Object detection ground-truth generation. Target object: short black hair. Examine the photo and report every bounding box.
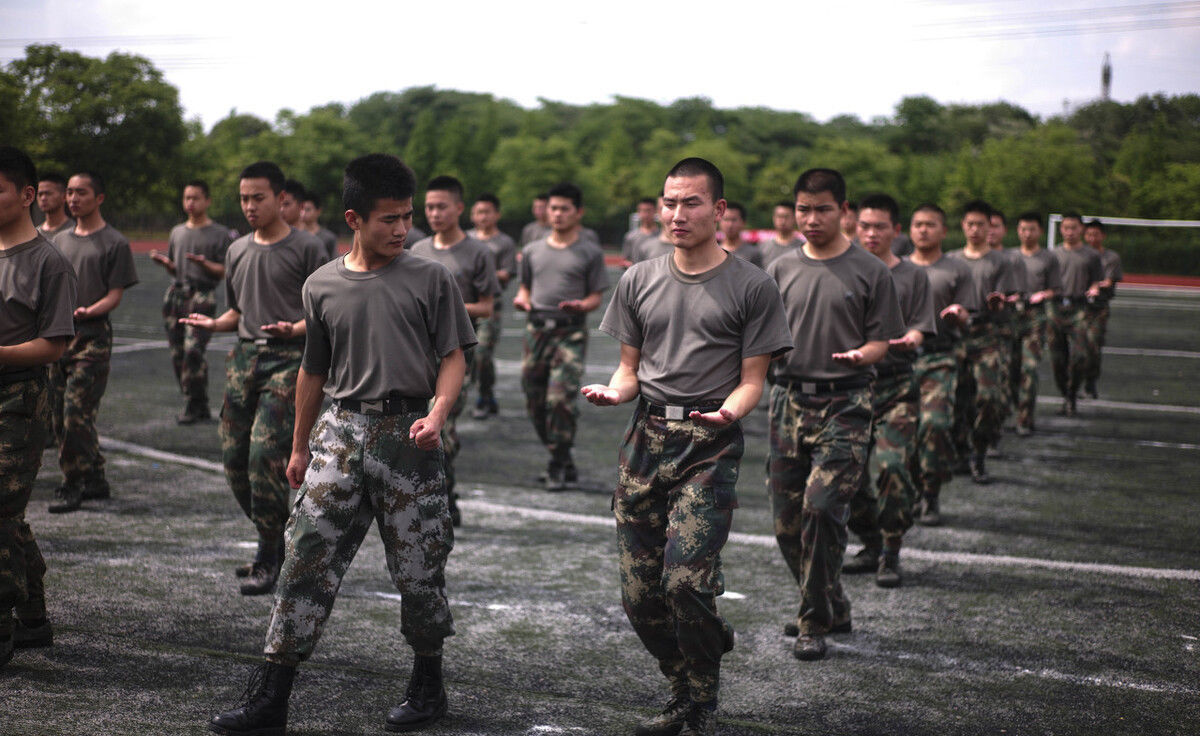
[725,201,747,220]
[991,209,1006,226]
[302,191,321,206]
[962,199,993,219]
[0,145,37,192]
[282,178,307,202]
[774,200,794,211]
[637,197,657,208]
[1084,218,1104,232]
[859,193,900,227]
[1017,211,1042,225]
[426,175,464,203]
[73,170,105,196]
[185,179,211,198]
[845,199,860,214]
[665,157,725,203]
[343,153,416,220]
[912,202,947,225]
[38,172,67,190]
[474,192,500,210]
[534,192,549,202]
[240,161,285,194]
[548,182,583,209]
[793,168,847,205]
[1061,211,1084,225]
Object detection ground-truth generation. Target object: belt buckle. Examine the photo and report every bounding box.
[254,338,269,346]
[801,381,817,394]
[664,405,685,421]
[360,399,383,415]
[544,318,558,329]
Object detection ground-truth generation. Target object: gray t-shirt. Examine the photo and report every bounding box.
[168,222,232,291]
[621,228,659,262]
[52,225,139,311]
[0,235,77,373]
[1098,249,1122,301]
[1018,248,1062,294]
[632,236,675,264]
[470,229,518,281]
[760,236,803,268]
[520,221,550,247]
[891,233,914,257]
[404,225,428,248]
[767,245,905,380]
[520,237,609,318]
[1054,245,1103,298]
[315,228,339,262]
[881,259,937,369]
[225,228,327,339]
[301,253,477,401]
[724,242,764,268]
[906,253,978,342]
[600,253,792,405]
[38,218,75,237]
[410,236,501,303]
[946,249,1017,316]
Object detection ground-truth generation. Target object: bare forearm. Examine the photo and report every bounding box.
[606,363,641,404]
[429,349,467,424]
[721,354,770,420]
[212,309,241,332]
[465,296,494,319]
[0,337,67,367]
[291,368,328,449]
[80,288,124,319]
[856,340,890,366]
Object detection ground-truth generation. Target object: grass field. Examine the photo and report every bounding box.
[3,255,1199,736]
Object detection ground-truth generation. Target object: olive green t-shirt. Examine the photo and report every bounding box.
[315,228,339,262]
[760,236,803,268]
[51,225,139,312]
[1054,245,1104,298]
[946,248,1018,316]
[906,253,978,342]
[880,259,937,369]
[410,236,501,303]
[168,222,232,291]
[632,235,674,264]
[519,237,609,319]
[1098,249,1122,301]
[224,228,327,339]
[0,235,77,374]
[1017,248,1062,294]
[38,218,75,237]
[725,242,764,268]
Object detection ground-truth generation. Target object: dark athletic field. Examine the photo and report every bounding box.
[4,254,1198,735]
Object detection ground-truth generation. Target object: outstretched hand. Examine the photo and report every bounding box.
[179,312,215,329]
[581,384,622,406]
[689,407,737,427]
[831,349,865,366]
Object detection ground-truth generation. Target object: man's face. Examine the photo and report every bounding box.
[66,175,102,219]
[988,214,1007,248]
[841,209,859,238]
[910,210,947,251]
[720,208,744,243]
[662,174,724,251]
[962,211,989,246]
[301,201,320,228]
[636,202,656,228]
[0,173,35,229]
[772,205,794,234]
[278,192,303,226]
[182,186,209,218]
[1017,220,1041,248]
[239,177,280,231]
[1060,218,1083,245]
[857,207,899,259]
[794,191,845,249]
[471,201,499,231]
[1084,226,1105,249]
[532,198,547,222]
[424,190,464,234]
[547,196,582,233]
[353,197,413,261]
[37,180,65,217]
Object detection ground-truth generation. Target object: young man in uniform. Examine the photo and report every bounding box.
[766,169,904,661]
[631,229,676,264]
[902,204,975,526]
[0,146,77,669]
[986,209,1027,434]
[278,179,307,230]
[843,194,936,588]
[513,182,608,490]
[519,192,551,247]
[1049,213,1103,417]
[300,193,340,261]
[1011,213,1060,435]
[468,192,517,419]
[48,171,139,513]
[150,180,232,424]
[410,177,499,525]
[1083,219,1121,399]
[36,173,74,237]
[719,201,763,267]
[946,200,1015,484]
[586,157,791,736]
[759,200,803,268]
[209,153,474,736]
[180,162,326,596]
[620,197,660,264]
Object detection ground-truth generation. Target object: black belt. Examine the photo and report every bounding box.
[0,368,44,386]
[921,338,956,354]
[640,397,722,420]
[239,337,305,347]
[529,314,585,329]
[778,375,871,395]
[335,396,426,415]
[1059,296,1094,308]
[874,364,914,379]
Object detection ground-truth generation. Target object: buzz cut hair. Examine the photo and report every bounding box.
[343,153,416,220]
[0,145,37,192]
[73,170,106,196]
[991,209,1006,226]
[846,199,860,214]
[637,197,657,208]
[185,179,211,198]
[775,200,794,211]
[962,199,993,219]
[474,192,500,210]
[725,201,747,220]
[859,193,900,227]
[39,172,67,190]
[1017,211,1042,225]
[548,182,583,209]
[426,175,464,203]
[283,178,307,202]
[1061,211,1084,225]
[239,161,286,194]
[665,157,724,203]
[912,202,947,225]
[1084,218,1105,232]
[534,192,549,202]
[793,168,847,205]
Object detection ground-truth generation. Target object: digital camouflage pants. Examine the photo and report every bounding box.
[50,319,112,486]
[953,324,1007,455]
[1010,306,1050,429]
[0,374,50,638]
[1050,304,1093,398]
[472,310,501,400]
[162,284,216,410]
[848,372,919,553]
[912,349,957,491]
[522,323,586,458]
[767,384,872,636]
[264,406,454,664]
[1084,304,1110,384]
[220,341,301,544]
[614,403,740,704]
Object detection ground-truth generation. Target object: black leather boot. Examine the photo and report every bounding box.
[969,452,991,484]
[240,536,283,596]
[209,661,296,735]
[386,654,447,732]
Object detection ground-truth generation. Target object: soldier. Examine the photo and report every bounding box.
[904,204,974,526]
[841,199,859,243]
[719,201,763,267]
[149,180,232,424]
[277,178,306,230]
[519,192,551,246]
[843,194,936,588]
[620,197,661,265]
[987,209,1027,441]
[631,229,675,264]
[946,200,1016,484]
[180,161,326,596]
[1049,213,1103,417]
[0,146,77,670]
[586,157,791,736]
[1083,219,1121,399]
[300,193,340,261]
[1011,213,1061,435]
[48,171,139,513]
[36,172,74,237]
[410,177,499,526]
[467,192,517,420]
[209,153,474,736]
[513,182,608,490]
[766,168,904,661]
[759,200,803,268]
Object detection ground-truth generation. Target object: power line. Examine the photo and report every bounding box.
[0,34,215,48]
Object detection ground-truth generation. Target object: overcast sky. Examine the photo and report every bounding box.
[3,0,1198,130]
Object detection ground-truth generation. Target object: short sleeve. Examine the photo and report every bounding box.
[864,266,906,342]
[1045,255,1063,292]
[107,236,139,290]
[585,248,609,293]
[598,270,643,349]
[37,256,78,340]
[225,251,241,313]
[472,250,500,301]
[431,271,477,358]
[907,267,938,337]
[740,276,793,359]
[300,282,332,376]
[520,246,534,290]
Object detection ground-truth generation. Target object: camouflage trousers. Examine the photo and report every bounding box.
[437,346,475,497]
[0,374,50,637]
[471,310,501,400]
[1010,307,1049,430]
[848,371,919,553]
[50,319,112,486]
[994,320,1016,413]
[162,284,216,410]
[1084,304,1110,383]
[913,349,958,491]
[767,384,872,636]
[220,341,301,543]
[1049,304,1093,398]
[264,406,454,664]
[521,323,586,458]
[953,324,1007,455]
[614,402,741,704]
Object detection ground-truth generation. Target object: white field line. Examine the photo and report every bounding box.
[1103,347,1200,359]
[1036,395,1200,415]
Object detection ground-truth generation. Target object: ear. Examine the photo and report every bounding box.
[345,209,363,232]
[714,198,728,219]
[95,192,105,207]
[21,185,36,209]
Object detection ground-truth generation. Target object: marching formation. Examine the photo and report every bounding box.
[0,144,1123,735]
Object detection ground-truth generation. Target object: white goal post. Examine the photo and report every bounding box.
[1046,214,1200,249]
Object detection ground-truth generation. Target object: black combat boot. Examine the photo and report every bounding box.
[969,453,991,484]
[240,536,283,596]
[81,475,110,500]
[876,552,902,588]
[636,690,692,736]
[842,545,881,574]
[917,490,941,527]
[678,702,717,736]
[48,483,82,513]
[386,654,447,732]
[209,661,296,736]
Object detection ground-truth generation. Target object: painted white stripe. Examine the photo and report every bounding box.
[1103,346,1200,359]
[99,436,225,473]
[1036,396,1200,415]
